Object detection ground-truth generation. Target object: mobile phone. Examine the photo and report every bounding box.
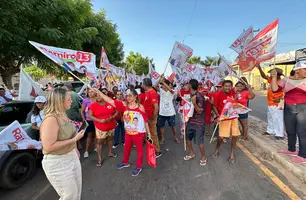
[79,121,89,132]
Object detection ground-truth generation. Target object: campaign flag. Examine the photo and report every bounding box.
[238,19,279,72]
[18,68,44,101]
[230,26,254,54]
[149,61,160,85]
[0,121,42,151]
[100,47,110,69]
[169,41,193,81]
[168,73,176,82]
[216,55,239,79]
[219,97,251,121]
[29,41,97,75]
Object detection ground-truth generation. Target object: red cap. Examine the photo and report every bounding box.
[217,81,223,87]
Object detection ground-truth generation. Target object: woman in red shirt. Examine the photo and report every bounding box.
[89,90,118,167]
[93,88,150,176]
[235,79,255,140]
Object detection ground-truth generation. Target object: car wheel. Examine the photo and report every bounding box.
[0,152,36,189]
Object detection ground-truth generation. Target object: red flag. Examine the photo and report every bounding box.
[168,73,176,82]
[219,97,251,121]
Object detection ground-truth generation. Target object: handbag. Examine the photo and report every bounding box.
[146,134,156,168]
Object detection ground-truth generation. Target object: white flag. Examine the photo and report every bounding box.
[0,121,42,151]
[18,68,44,101]
[149,61,160,85]
[230,26,254,54]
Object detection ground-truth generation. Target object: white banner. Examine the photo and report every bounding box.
[230,26,254,54]
[18,68,45,101]
[29,41,97,75]
[0,121,42,151]
[169,41,193,81]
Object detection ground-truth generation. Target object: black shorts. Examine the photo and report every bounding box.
[186,122,204,144]
[85,120,95,135]
[157,115,176,127]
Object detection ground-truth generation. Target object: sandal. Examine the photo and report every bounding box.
[184,154,195,161]
[160,140,165,144]
[96,161,102,167]
[228,157,236,164]
[174,137,180,144]
[200,159,207,166]
[108,152,117,158]
[212,152,219,159]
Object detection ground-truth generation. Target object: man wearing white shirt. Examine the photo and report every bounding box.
[154,75,179,144]
[0,87,13,104]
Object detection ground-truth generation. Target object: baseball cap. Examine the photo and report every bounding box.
[293,61,306,71]
[216,81,223,87]
[34,96,46,103]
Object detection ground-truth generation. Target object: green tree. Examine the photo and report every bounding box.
[125,51,154,75]
[82,10,124,67]
[202,56,221,66]
[0,0,124,88]
[24,65,46,81]
[187,56,201,65]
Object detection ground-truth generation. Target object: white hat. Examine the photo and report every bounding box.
[293,61,306,71]
[34,96,46,103]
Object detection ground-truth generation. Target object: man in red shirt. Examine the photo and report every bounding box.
[142,78,162,158]
[212,80,239,163]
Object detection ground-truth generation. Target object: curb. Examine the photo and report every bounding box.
[248,116,306,184]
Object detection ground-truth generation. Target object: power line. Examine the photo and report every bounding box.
[183,0,198,42]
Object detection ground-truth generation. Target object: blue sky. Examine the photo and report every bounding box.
[93,0,306,74]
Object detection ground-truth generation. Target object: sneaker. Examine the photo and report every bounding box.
[132,168,142,176]
[112,144,119,149]
[279,150,298,156]
[290,156,306,164]
[84,151,89,158]
[156,152,162,158]
[116,162,130,169]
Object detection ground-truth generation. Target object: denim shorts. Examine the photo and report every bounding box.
[157,115,176,128]
[186,122,204,144]
[238,113,248,119]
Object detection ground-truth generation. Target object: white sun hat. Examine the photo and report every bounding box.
[293,60,306,71]
[34,96,46,103]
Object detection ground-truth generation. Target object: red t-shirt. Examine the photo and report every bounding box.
[143,89,159,119]
[138,93,146,105]
[236,90,250,107]
[108,91,115,100]
[114,100,148,135]
[214,89,235,114]
[89,102,117,131]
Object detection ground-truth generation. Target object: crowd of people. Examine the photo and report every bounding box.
[2,61,306,200]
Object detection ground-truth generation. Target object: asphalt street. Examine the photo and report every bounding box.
[249,92,268,122]
[0,94,301,200]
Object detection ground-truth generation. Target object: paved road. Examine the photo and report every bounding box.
[1,126,296,200]
[249,92,267,122]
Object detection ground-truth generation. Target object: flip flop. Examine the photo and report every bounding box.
[108,152,117,158]
[184,154,195,161]
[228,157,236,164]
[174,137,180,144]
[212,152,219,159]
[200,159,207,166]
[96,161,102,167]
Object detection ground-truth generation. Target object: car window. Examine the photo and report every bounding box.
[0,102,34,126]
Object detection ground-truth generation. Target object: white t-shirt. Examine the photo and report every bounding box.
[0,93,13,104]
[31,110,45,127]
[159,88,176,116]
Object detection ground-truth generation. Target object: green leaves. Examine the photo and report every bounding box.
[125,51,154,75]
[0,0,124,87]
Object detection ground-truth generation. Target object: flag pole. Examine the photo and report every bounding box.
[210,123,219,144]
[163,42,177,74]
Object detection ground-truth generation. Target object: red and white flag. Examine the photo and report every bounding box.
[18,68,44,101]
[238,19,279,72]
[100,47,110,69]
[149,61,160,85]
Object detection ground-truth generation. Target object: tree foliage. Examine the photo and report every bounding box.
[187,56,221,67]
[125,51,154,75]
[24,65,46,81]
[0,0,124,88]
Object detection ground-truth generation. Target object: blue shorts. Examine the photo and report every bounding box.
[186,122,204,144]
[238,113,248,119]
[157,115,176,128]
